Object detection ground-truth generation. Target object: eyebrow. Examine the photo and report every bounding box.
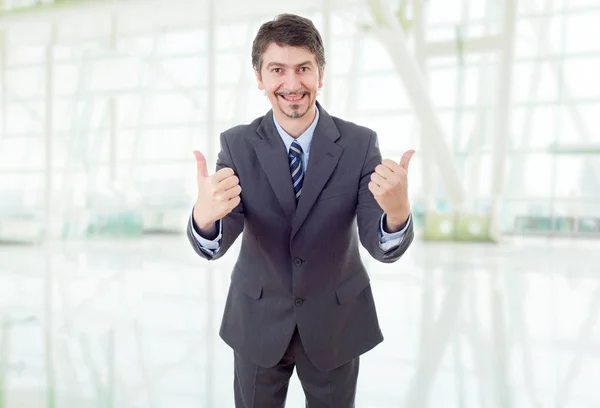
[266,61,314,69]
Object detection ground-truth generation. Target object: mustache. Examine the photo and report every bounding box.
[274,89,310,96]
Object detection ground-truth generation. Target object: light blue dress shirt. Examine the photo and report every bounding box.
[190,107,411,254]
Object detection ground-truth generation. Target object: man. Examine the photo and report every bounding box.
[187,13,414,408]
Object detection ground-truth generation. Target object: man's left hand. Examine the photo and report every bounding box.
[368,150,415,232]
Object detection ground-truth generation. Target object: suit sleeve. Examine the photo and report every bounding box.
[187,132,244,261]
[356,131,414,263]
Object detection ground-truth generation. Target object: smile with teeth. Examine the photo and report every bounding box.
[279,94,305,102]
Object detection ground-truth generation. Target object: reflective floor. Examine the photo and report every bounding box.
[1,235,599,407]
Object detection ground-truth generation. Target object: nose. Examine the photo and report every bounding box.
[282,71,301,91]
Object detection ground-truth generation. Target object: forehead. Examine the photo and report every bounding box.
[261,43,317,66]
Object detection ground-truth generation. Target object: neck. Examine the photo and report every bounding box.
[274,105,317,138]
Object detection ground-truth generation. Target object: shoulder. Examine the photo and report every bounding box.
[331,115,375,138]
[329,115,377,148]
[221,115,263,141]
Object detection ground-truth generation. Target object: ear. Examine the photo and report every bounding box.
[254,68,265,91]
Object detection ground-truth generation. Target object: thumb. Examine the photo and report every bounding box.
[399,149,415,171]
[193,150,209,178]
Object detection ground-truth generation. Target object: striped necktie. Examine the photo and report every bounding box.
[289,140,304,203]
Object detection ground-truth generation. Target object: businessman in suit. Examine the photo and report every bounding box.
[187,13,414,408]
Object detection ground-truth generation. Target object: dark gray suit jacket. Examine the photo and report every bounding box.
[187,102,413,372]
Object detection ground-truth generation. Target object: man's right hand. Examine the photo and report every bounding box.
[192,150,241,235]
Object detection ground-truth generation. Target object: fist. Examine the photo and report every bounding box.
[192,150,241,230]
[368,150,415,229]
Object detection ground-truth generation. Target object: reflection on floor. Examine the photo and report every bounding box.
[1,235,599,407]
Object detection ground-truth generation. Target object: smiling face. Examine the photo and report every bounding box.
[255,43,324,122]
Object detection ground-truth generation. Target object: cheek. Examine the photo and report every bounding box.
[307,78,321,91]
[266,82,282,92]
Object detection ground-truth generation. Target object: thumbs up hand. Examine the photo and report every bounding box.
[368,150,415,232]
[192,150,242,232]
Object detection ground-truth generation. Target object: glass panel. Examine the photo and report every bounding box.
[565,11,600,53]
[216,52,245,85]
[356,74,409,112]
[360,37,395,73]
[568,104,600,141]
[516,17,564,58]
[153,56,207,88]
[5,102,44,134]
[511,105,560,149]
[142,93,204,125]
[159,29,207,55]
[563,57,600,98]
[90,57,142,91]
[5,45,45,66]
[6,66,44,98]
[425,0,464,25]
[429,67,457,108]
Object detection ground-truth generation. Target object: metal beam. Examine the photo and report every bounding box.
[423,35,504,57]
[506,0,555,201]
[368,0,466,206]
[520,0,600,184]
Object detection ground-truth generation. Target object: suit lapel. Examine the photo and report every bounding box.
[252,111,296,222]
[291,104,342,240]
[251,104,344,234]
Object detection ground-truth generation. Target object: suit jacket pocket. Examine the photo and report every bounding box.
[231,269,263,300]
[335,272,370,304]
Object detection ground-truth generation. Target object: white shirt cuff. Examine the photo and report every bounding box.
[189,215,222,255]
[378,213,411,251]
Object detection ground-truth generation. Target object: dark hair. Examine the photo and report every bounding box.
[252,14,326,76]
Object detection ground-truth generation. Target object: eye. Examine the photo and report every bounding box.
[272,68,282,73]
[299,66,310,72]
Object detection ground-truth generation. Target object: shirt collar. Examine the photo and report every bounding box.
[272,106,319,155]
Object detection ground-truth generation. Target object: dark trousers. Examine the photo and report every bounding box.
[233,328,359,408]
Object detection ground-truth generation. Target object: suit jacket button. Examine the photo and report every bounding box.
[294,258,303,267]
[294,298,304,306]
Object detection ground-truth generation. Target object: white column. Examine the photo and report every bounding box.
[0,318,9,408]
[44,24,58,408]
[412,0,436,213]
[205,3,217,408]
[44,25,56,240]
[343,24,363,119]
[0,27,6,142]
[321,0,332,107]
[109,14,117,183]
[489,0,517,239]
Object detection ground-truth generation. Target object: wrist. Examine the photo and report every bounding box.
[386,212,410,232]
[193,207,214,231]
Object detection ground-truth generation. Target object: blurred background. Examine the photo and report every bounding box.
[0,0,599,407]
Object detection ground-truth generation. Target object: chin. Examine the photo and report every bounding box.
[279,100,315,120]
